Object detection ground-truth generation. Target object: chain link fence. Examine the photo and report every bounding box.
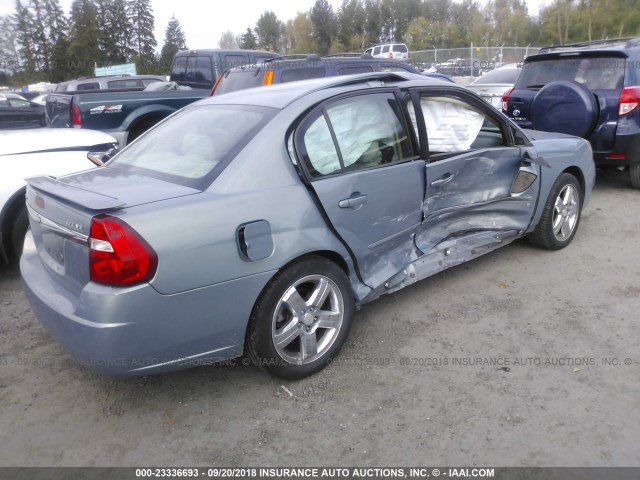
[409,46,541,72]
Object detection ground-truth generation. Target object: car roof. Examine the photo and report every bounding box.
[203,71,451,110]
[0,93,26,99]
[227,55,417,71]
[536,37,640,55]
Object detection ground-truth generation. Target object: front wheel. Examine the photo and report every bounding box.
[246,256,354,380]
[528,173,582,250]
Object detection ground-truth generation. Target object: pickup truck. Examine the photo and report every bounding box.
[46,88,209,147]
[46,49,277,147]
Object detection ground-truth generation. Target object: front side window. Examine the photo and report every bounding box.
[408,95,506,154]
[300,93,413,177]
[8,98,31,108]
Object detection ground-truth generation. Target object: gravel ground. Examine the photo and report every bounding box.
[0,169,639,468]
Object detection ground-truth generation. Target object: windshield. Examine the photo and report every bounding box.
[109,104,277,189]
[516,55,626,90]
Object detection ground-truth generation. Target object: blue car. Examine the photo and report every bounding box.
[21,72,595,379]
[502,38,640,188]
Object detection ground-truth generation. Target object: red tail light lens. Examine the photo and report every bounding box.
[71,104,83,128]
[502,87,515,113]
[89,215,157,286]
[619,86,640,116]
[389,52,393,59]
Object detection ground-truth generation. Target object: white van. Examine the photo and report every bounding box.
[364,43,410,61]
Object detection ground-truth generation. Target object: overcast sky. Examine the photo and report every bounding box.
[1,0,549,51]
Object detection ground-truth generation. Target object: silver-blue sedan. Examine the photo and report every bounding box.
[21,72,595,379]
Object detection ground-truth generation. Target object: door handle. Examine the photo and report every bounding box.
[338,194,368,209]
[430,173,454,187]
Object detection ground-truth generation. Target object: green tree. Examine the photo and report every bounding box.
[337,0,366,50]
[159,16,187,74]
[364,0,382,46]
[239,27,258,49]
[289,13,317,54]
[68,0,100,77]
[255,11,283,52]
[311,0,336,55]
[127,0,156,57]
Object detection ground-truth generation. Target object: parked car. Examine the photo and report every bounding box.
[46,50,279,147]
[1,128,117,262]
[364,43,410,61]
[29,93,49,106]
[502,38,640,187]
[54,75,165,92]
[436,58,483,77]
[22,72,594,380]
[170,49,279,90]
[0,93,45,129]
[211,53,450,96]
[467,63,522,109]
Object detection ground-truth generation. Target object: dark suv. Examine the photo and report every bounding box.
[502,38,640,187]
[211,54,450,96]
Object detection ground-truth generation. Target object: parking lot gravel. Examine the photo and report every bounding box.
[0,169,638,467]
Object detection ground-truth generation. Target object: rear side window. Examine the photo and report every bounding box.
[171,56,187,81]
[8,98,31,107]
[223,55,247,70]
[109,104,277,189]
[280,67,326,83]
[381,45,390,53]
[517,56,625,90]
[213,70,264,96]
[338,66,374,75]
[393,45,408,53]
[299,93,413,177]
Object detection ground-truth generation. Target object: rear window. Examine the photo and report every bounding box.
[280,67,326,83]
[517,56,625,90]
[473,67,520,85]
[393,44,408,53]
[107,79,143,88]
[223,55,248,70]
[171,57,187,81]
[76,82,100,91]
[213,70,264,96]
[108,104,276,189]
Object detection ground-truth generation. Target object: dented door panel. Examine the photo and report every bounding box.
[416,147,540,253]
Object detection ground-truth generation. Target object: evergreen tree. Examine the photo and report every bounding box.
[13,0,37,73]
[111,0,135,62]
[311,0,336,55]
[127,0,157,71]
[239,27,258,49]
[255,11,283,52]
[160,16,187,74]
[0,15,21,74]
[68,0,100,77]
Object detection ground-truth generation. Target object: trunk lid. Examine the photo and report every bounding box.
[25,167,199,294]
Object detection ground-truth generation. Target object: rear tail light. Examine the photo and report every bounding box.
[71,104,83,128]
[209,74,224,96]
[262,70,274,86]
[89,215,157,286]
[502,87,515,113]
[389,52,393,59]
[619,86,640,116]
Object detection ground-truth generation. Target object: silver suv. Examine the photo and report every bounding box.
[365,43,409,61]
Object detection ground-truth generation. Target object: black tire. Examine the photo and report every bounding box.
[528,173,582,250]
[246,256,354,380]
[9,207,29,262]
[630,164,640,189]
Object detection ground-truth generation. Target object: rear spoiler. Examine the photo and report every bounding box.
[26,176,126,211]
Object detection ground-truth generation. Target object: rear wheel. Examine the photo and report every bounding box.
[528,173,582,250]
[630,164,640,189]
[246,256,354,380]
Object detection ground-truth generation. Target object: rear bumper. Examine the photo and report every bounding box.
[21,250,275,377]
[594,131,640,166]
